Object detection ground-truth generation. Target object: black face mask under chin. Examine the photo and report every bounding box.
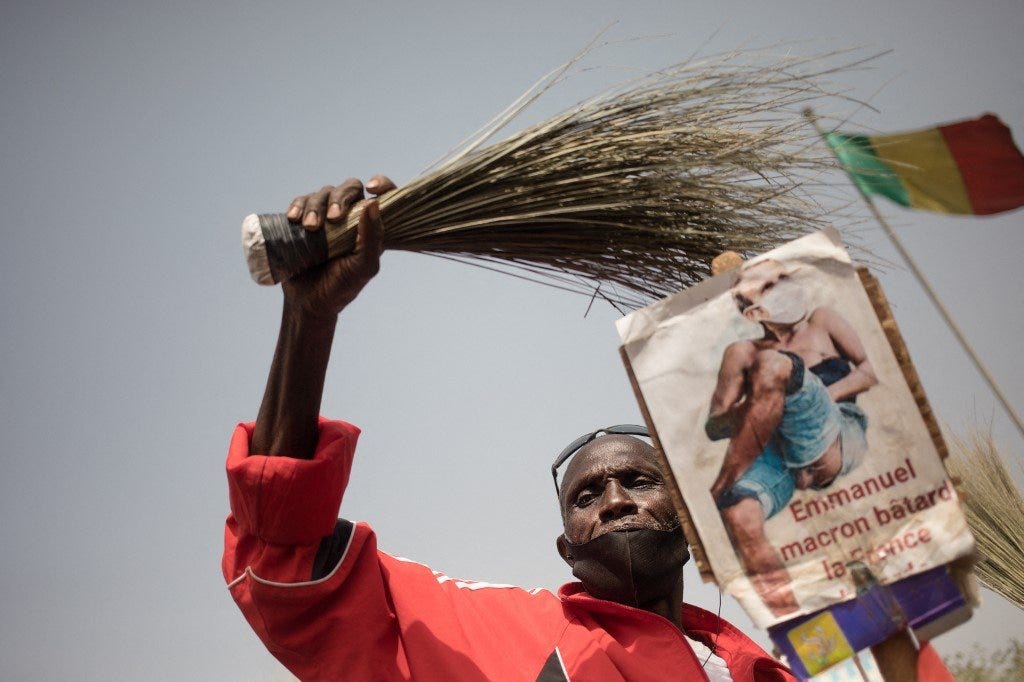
[565,525,690,607]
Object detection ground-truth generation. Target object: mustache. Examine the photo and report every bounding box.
[605,517,682,533]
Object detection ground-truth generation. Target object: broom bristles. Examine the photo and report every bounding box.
[324,46,874,308]
[946,428,1024,610]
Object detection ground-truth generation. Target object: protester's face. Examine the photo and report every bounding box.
[793,447,843,490]
[559,435,678,544]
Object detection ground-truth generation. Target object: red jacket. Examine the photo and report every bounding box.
[223,419,794,681]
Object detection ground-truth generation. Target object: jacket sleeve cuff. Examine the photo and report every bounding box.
[225,418,361,545]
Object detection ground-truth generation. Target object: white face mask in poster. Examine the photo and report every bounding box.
[752,278,808,325]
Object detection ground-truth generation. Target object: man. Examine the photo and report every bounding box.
[223,179,794,680]
[705,259,877,616]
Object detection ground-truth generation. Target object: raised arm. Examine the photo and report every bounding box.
[251,176,395,458]
[227,177,579,681]
[811,307,877,403]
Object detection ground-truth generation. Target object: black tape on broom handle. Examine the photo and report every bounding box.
[243,212,361,284]
[258,213,329,283]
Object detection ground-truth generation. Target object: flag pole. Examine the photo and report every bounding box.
[803,108,1024,444]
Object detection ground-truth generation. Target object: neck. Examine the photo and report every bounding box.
[761,319,801,342]
[637,576,686,630]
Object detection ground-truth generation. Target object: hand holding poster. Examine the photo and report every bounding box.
[617,229,974,632]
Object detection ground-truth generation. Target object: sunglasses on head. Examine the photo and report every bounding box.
[551,424,650,498]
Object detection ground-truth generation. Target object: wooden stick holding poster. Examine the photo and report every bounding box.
[617,229,975,678]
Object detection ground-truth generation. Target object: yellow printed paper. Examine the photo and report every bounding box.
[787,611,854,676]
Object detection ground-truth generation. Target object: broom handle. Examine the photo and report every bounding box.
[241,211,359,285]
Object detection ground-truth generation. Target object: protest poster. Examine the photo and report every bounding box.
[616,229,975,633]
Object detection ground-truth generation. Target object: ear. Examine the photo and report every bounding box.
[556,534,574,567]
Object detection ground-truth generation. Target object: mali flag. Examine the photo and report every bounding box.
[826,114,1024,215]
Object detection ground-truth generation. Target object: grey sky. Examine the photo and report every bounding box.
[2,1,1022,679]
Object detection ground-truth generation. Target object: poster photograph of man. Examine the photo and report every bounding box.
[706,257,878,617]
[617,229,974,628]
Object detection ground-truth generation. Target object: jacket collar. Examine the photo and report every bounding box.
[557,581,791,680]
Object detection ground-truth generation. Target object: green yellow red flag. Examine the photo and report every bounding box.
[826,114,1024,215]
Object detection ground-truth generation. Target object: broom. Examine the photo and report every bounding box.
[946,428,1024,610]
[241,46,866,309]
